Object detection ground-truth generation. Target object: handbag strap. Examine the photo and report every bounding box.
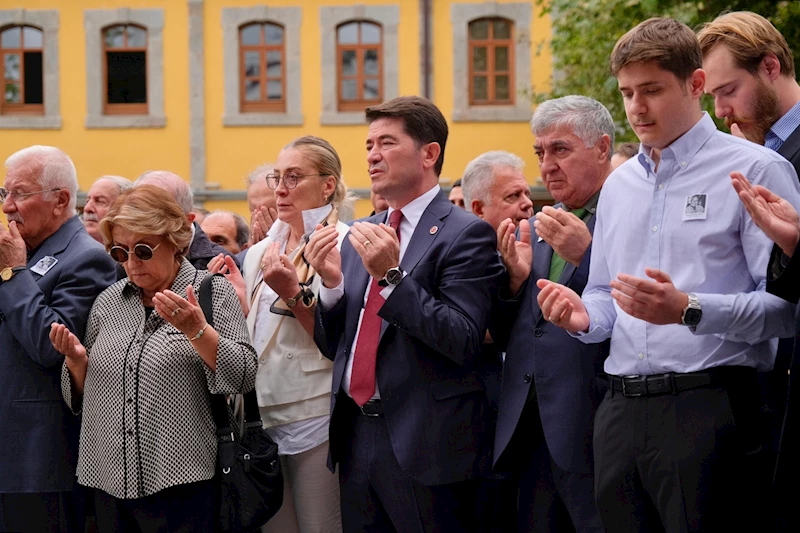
[199,274,263,439]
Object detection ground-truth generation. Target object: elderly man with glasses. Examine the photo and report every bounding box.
[0,145,117,532]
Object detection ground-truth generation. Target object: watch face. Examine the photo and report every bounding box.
[386,268,403,285]
[683,308,702,326]
[1,268,12,281]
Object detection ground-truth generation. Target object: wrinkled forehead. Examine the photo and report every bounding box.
[3,164,40,189]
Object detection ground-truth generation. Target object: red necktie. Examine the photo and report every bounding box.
[350,210,403,406]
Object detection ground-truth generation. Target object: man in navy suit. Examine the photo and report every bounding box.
[492,96,613,532]
[307,96,504,532]
[0,146,117,532]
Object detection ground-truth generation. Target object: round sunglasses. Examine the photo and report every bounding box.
[109,243,162,263]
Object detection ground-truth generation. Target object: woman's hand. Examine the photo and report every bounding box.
[261,241,301,301]
[50,323,89,395]
[153,286,208,338]
[50,323,87,361]
[207,253,249,315]
[306,224,343,288]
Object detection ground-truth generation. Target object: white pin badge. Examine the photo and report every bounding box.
[430,226,438,235]
[31,256,58,276]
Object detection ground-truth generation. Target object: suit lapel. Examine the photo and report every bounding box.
[246,281,285,353]
[378,192,451,339]
[531,223,554,325]
[778,125,800,172]
[27,217,81,271]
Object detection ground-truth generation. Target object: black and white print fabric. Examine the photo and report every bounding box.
[61,259,257,499]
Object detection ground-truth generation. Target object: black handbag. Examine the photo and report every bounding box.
[199,274,284,533]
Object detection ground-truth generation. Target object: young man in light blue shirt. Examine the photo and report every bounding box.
[538,17,800,533]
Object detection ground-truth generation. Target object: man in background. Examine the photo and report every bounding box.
[82,175,132,243]
[201,210,249,255]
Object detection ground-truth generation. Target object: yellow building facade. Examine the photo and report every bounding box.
[0,0,551,220]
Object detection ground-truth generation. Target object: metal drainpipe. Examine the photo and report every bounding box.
[422,0,431,99]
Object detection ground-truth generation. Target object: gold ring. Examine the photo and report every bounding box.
[171,309,179,317]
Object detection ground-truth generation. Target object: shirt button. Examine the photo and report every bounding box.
[652,226,658,232]
[680,161,687,167]
[638,353,645,360]
[287,353,293,359]
[658,183,664,190]
[126,398,133,404]
[127,429,133,436]
[523,374,532,383]
[128,365,134,372]
[259,358,266,364]
[534,328,543,338]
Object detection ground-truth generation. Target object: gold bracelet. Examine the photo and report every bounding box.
[190,323,208,341]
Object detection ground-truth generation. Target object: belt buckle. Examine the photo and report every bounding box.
[621,376,647,397]
[358,403,381,417]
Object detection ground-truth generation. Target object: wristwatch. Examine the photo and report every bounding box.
[378,266,404,287]
[681,293,702,327]
[0,266,25,283]
[285,287,315,308]
[285,289,304,308]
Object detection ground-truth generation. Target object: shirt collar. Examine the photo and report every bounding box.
[564,189,601,215]
[265,203,333,245]
[386,184,441,229]
[638,112,715,176]
[769,99,800,144]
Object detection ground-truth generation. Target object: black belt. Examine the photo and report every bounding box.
[609,371,724,398]
[353,398,384,417]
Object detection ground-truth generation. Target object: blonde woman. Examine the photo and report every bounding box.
[243,136,348,533]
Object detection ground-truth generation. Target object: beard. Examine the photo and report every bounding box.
[724,78,781,145]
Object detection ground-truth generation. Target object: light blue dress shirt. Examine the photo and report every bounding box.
[765,99,800,152]
[577,113,800,376]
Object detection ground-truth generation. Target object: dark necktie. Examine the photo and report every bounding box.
[548,207,588,282]
[350,209,403,406]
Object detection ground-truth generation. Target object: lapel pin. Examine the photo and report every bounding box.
[429,226,438,235]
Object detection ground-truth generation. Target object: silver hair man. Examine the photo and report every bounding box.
[461,151,526,211]
[530,95,616,157]
[5,145,79,214]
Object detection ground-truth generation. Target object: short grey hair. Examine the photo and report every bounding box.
[134,170,193,214]
[5,145,78,213]
[244,163,274,187]
[96,175,133,194]
[461,151,525,212]
[530,96,615,158]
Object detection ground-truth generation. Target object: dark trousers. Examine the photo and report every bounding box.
[338,397,480,533]
[0,489,83,533]
[500,398,604,533]
[93,479,215,533]
[593,373,770,533]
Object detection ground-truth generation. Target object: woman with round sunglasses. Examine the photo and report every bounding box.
[236,136,350,533]
[49,185,257,532]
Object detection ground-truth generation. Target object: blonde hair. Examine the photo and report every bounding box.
[99,185,192,257]
[697,11,795,78]
[283,136,348,207]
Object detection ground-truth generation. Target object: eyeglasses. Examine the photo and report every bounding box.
[265,172,325,190]
[109,243,162,263]
[0,187,63,203]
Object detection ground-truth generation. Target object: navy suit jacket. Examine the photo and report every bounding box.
[316,191,504,486]
[492,209,607,474]
[0,216,117,492]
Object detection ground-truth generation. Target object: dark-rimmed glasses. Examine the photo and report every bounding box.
[109,243,162,263]
[265,172,325,190]
[0,187,63,203]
